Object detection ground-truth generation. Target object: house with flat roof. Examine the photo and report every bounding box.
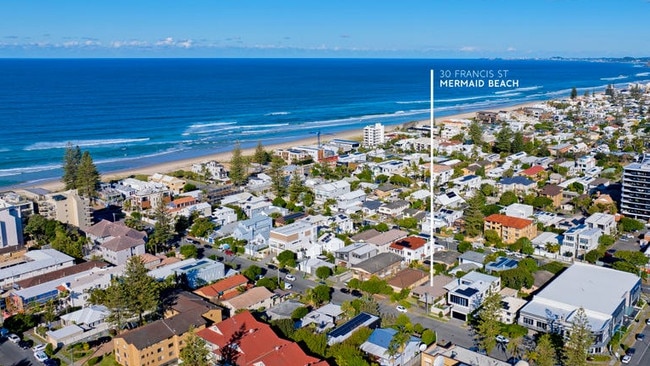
[314,180,350,204]
[518,262,641,354]
[561,224,601,259]
[421,343,510,366]
[584,212,616,235]
[0,249,74,287]
[444,271,501,321]
[269,220,317,258]
[327,312,380,345]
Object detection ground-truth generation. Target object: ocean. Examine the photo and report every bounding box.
[0,58,647,189]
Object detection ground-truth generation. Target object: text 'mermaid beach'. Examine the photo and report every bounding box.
[439,69,519,88]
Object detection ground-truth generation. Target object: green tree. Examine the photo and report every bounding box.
[584,249,603,264]
[315,266,332,281]
[183,183,197,192]
[387,325,412,365]
[619,217,645,232]
[564,307,593,366]
[242,265,262,281]
[277,250,297,268]
[308,284,332,306]
[464,194,485,237]
[476,290,502,355]
[269,156,287,197]
[468,120,483,145]
[512,131,525,153]
[179,326,210,366]
[499,191,519,206]
[288,169,303,203]
[495,125,513,153]
[88,279,131,330]
[51,227,84,259]
[500,267,534,290]
[180,244,198,258]
[189,217,216,238]
[123,256,160,325]
[375,222,390,232]
[421,329,436,345]
[253,141,268,165]
[76,151,100,199]
[291,306,309,320]
[229,141,247,186]
[255,277,278,291]
[529,333,556,366]
[62,143,82,190]
[570,86,578,99]
[612,260,639,274]
[598,234,615,247]
[615,250,649,267]
[480,183,496,197]
[149,196,174,253]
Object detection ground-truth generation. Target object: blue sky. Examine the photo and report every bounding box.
[1,0,649,58]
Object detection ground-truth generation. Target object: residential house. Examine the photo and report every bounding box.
[378,200,409,217]
[148,258,227,289]
[220,286,277,313]
[540,184,564,208]
[458,251,486,268]
[548,143,573,156]
[197,311,328,366]
[386,268,428,292]
[86,220,147,266]
[148,173,186,194]
[430,164,454,186]
[212,206,238,227]
[484,214,537,244]
[520,165,546,179]
[328,312,380,345]
[0,203,23,248]
[334,243,378,268]
[193,274,249,303]
[360,328,422,366]
[497,176,536,193]
[317,233,345,254]
[388,236,429,263]
[336,189,366,212]
[314,180,351,204]
[561,224,602,258]
[499,296,528,324]
[434,190,465,209]
[421,343,510,366]
[502,203,534,219]
[366,229,408,253]
[374,183,399,199]
[585,212,616,235]
[116,178,172,211]
[350,252,403,281]
[327,214,354,234]
[269,220,317,258]
[485,257,519,274]
[452,174,481,192]
[191,160,229,181]
[232,215,273,245]
[576,155,597,173]
[361,200,382,216]
[445,271,501,321]
[300,303,344,333]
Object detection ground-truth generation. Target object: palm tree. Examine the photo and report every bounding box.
[387,325,411,365]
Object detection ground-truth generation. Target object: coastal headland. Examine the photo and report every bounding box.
[19,101,541,194]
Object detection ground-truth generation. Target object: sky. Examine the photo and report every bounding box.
[1,0,649,58]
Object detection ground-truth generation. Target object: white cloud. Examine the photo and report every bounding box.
[156,37,175,46]
[507,47,517,52]
[459,46,477,52]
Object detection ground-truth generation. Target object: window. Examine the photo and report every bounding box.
[450,294,469,307]
[523,317,534,326]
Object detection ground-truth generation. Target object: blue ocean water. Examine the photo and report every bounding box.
[0,58,647,189]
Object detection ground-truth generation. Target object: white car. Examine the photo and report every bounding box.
[7,333,20,343]
[396,305,407,313]
[32,343,47,352]
[34,350,49,362]
[285,274,296,282]
[284,283,293,290]
[496,335,509,344]
[622,355,631,364]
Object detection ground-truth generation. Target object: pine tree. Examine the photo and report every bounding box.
[123,256,160,325]
[495,125,513,153]
[62,143,82,190]
[476,289,502,354]
[76,151,100,198]
[269,156,286,197]
[564,307,593,366]
[529,333,556,366]
[179,326,210,366]
[512,131,525,153]
[229,141,247,186]
[288,169,303,203]
[149,195,173,253]
[463,194,485,238]
[253,141,267,165]
[570,87,578,99]
[468,120,483,145]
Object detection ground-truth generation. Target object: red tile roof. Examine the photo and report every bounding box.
[194,274,249,298]
[173,196,196,205]
[197,311,325,366]
[485,214,534,229]
[521,165,545,176]
[389,236,427,251]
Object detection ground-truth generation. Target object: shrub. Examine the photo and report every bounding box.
[87,356,102,365]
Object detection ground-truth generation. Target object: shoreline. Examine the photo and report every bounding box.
[14,100,544,194]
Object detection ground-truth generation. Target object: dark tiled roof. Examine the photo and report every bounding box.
[15,261,107,289]
[117,311,206,350]
[352,252,402,274]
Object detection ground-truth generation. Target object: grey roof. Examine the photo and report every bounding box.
[352,252,403,274]
[0,249,74,281]
[459,251,487,264]
[118,311,207,350]
[528,262,639,316]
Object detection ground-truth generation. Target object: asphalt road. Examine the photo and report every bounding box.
[627,322,650,366]
[0,337,37,366]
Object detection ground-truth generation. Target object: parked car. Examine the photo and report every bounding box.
[350,289,363,297]
[34,350,49,362]
[33,343,47,353]
[18,340,32,350]
[622,355,631,364]
[284,283,293,290]
[7,333,20,343]
[285,274,296,282]
[636,333,645,341]
[496,335,509,344]
[340,288,349,294]
[396,305,407,313]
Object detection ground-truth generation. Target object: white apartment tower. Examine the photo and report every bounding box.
[0,204,23,247]
[363,122,385,147]
[621,154,650,221]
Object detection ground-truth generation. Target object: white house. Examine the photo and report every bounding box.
[585,212,616,235]
[269,221,317,258]
[561,224,602,258]
[314,180,351,204]
[445,271,501,321]
[212,206,238,227]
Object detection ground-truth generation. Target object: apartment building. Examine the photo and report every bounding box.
[363,122,385,147]
[484,214,537,244]
[621,155,650,221]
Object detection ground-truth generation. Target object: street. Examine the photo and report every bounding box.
[0,337,37,366]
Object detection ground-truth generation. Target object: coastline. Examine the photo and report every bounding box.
[16,100,543,194]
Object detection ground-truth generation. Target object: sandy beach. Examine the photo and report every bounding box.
[25,101,543,194]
